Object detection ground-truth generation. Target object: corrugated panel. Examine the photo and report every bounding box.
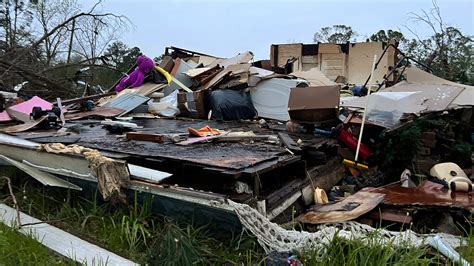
[0,155,82,190]
[104,92,150,115]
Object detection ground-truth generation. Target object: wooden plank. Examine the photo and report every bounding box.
[126,132,165,143]
[307,158,345,191]
[64,107,124,121]
[54,91,116,105]
[176,135,220,145]
[128,164,172,184]
[367,209,413,224]
[0,204,137,265]
[0,115,47,133]
[278,132,302,152]
[298,191,384,224]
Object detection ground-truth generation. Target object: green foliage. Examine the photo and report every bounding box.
[458,218,474,263]
[148,221,207,265]
[2,174,473,265]
[93,41,141,88]
[313,25,357,43]
[377,123,422,179]
[0,0,34,52]
[298,233,438,266]
[406,27,473,85]
[370,29,406,44]
[0,222,74,265]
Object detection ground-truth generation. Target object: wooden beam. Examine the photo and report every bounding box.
[278,132,302,153]
[54,91,116,105]
[126,132,165,143]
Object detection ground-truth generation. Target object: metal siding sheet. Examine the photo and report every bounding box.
[104,93,150,115]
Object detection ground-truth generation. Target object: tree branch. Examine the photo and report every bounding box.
[0,59,72,94]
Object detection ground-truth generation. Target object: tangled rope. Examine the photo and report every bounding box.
[228,200,469,265]
[39,143,129,202]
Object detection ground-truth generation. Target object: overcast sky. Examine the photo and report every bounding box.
[87,0,473,60]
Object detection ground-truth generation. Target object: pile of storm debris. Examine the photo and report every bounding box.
[0,42,472,264]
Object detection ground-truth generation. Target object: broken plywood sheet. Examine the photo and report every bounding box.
[98,83,166,106]
[184,67,212,78]
[250,78,308,121]
[74,117,290,172]
[0,115,47,133]
[168,58,194,94]
[129,83,167,96]
[79,135,285,170]
[248,66,275,87]
[65,107,124,120]
[218,63,252,89]
[298,191,384,224]
[290,67,336,87]
[362,181,474,212]
[198,55,221,66]
[199,63,251,91]
[403,66,474,106]
[208,51,253,68]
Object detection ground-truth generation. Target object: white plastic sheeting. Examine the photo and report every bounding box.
[250,78,308,121]
[342,83,464,128]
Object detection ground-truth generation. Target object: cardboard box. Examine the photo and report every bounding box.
[288,85,340,123]
[177,89,208,119]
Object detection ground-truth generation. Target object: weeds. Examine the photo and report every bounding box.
[298,234,438,266]
[1,170,473,265]
[0,222,74,265]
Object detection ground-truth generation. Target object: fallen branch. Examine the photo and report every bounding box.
[9,12,126,65]
[41,63,122,75]
[1,176,21,228]
[0,59,73,95]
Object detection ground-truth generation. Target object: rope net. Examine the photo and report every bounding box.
[228,200,465,262]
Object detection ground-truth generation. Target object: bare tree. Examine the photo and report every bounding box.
[404,0,473,84]
[0,0,34,53]
[73,4,128,63]
[32,0,80,66]
[0,0,130,97]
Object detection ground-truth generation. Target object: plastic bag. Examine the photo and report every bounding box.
[208,89,257,121]
[148,89,180,117]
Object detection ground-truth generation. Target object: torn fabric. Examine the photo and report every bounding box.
[39,143,129,202]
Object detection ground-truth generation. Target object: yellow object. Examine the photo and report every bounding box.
[342,54,377,172]
[154,66,173,85]
[314,187,328,204]
[343,159,369,171]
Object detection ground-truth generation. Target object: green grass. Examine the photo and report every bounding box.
[1,170,473,265]
[0,222,74,265]
[298,234,439,266]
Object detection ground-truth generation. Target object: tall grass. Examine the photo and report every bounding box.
[298,234,439,266]
[1,170,473,265]
[0,222,75,265]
